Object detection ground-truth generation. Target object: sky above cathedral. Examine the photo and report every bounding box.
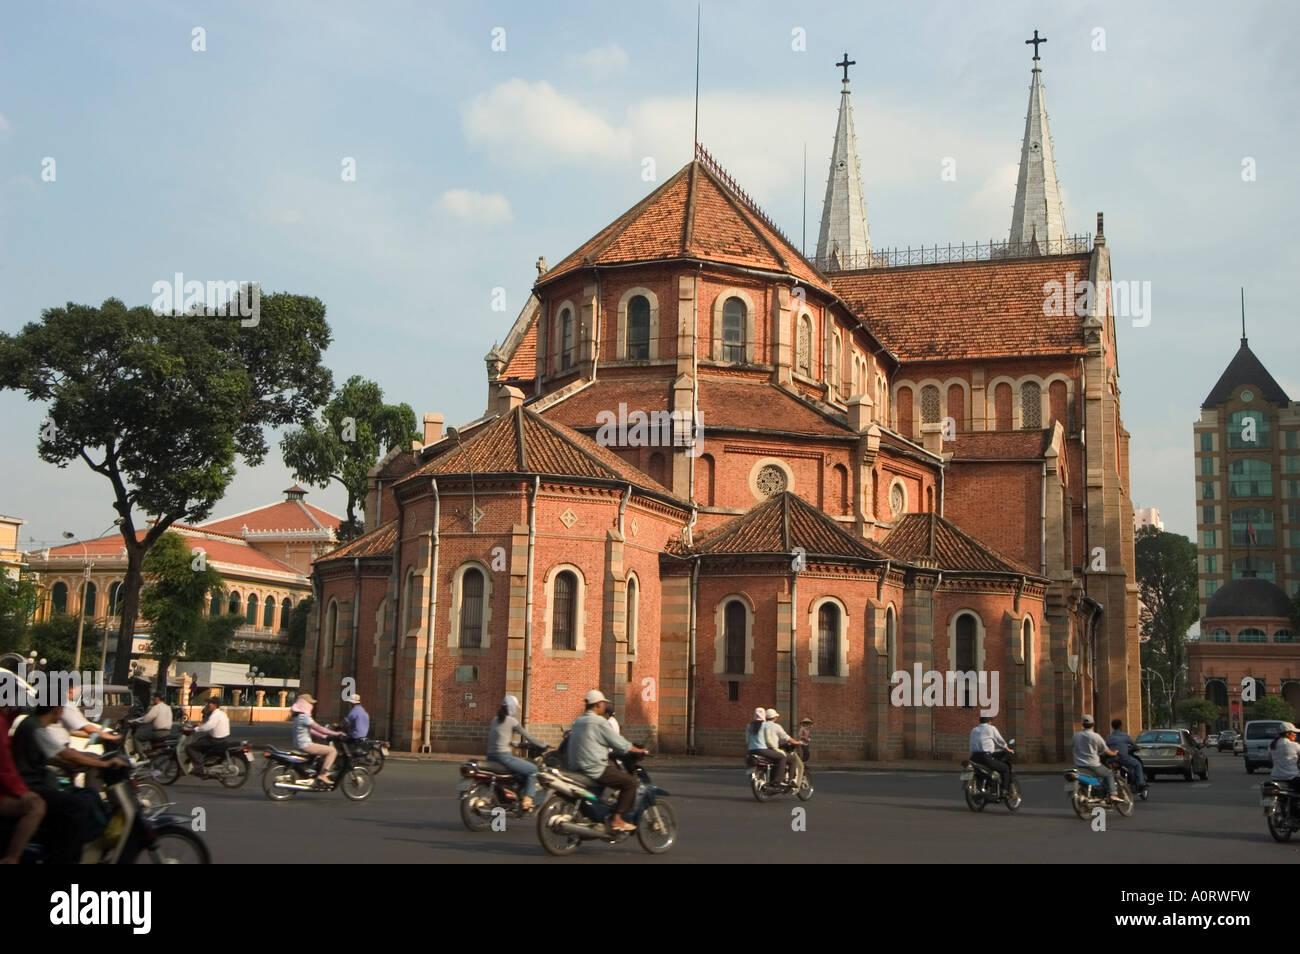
[1,0,1296,548]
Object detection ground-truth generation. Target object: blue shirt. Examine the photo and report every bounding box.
[344,706,370,740]
[567,710,632,778]
[746,721,767,751]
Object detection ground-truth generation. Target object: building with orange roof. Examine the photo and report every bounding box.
[308,43,1138,761]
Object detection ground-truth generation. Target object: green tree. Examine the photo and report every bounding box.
[139,532,227,692]
[1136,526,1199,725]
[1252,695,1295,722]
[227,650,298,679]
[184,613,244,662]
[285,596,313,652]
[0,574,38,656]
[1177,697,1223,731]
[27,615,105,673]
[280,375,417,538]
[0,294,332,684]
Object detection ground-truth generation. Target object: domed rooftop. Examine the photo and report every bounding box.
[1205,574,1293,620]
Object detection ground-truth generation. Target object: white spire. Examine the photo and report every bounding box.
[815,53,870,270]
[1009,37,1067,252]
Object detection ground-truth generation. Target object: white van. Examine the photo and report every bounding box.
[1244,720,1285,773]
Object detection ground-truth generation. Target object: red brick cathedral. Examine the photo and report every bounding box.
[306,46,1139,761]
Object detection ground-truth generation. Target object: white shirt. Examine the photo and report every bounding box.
[606,715,620,737]
[1272,738,1300,781]
[46,704,92,747]
[135,702,173,731]
[193,709,230,739]
[970,723,1007,754]
[764,722,792,749]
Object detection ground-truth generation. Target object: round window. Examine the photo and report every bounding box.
[756,464,788,497]
[890,483,905,517]
[1241,390,1253,402]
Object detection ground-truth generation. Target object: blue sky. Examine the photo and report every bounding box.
[1,0,1296,548]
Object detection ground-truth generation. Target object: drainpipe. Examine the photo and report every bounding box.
[687,555,700,754]
[690,263,701,509]
[790,569,799,727]
[938,462,945,519]
[1040,461,1048,578]
[351,557,361,688]
[591,267,602,383]
[387,494,404,742]
[419,479,440,753]
[618,482,632,537]
[931,570,943,758]
[523,476,540,723]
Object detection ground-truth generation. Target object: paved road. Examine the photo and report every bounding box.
[161,749,1296,863]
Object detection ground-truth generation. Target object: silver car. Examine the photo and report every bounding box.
[1134,728,1209,781]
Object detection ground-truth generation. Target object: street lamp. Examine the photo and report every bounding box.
[246,665,265,724]
[63,518,123,671]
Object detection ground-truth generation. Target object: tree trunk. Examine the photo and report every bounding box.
[111,545,146,685]
[155,655,172,695]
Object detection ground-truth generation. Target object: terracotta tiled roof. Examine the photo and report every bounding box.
[882,513,1039,576]
[1202,338,1291,408]
[538,375,853,437]
[541,158,829,291]
[830,254,1092,361]
[947,430,1051,460]
[502,321,537,380]
[37,526,304,577]
[200,499,341,535]
[687,492,887,560]
[317,521,397,564]
[408,406,687,502]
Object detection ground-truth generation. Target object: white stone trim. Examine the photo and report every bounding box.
[885,604,898,674]
[795,311,814,377]
[616,287,660,361]
[323,598,339,668]
[807,596,850,679]
[713,593,755,678]
[945,609,987,673]
[711,288,757,363]
[543,563,586,655]
[887,477,909,519]
[626,572,640,658]
[448,560,493,649]
[551,298,579,373]
[748,457,795,501]
[1023,615,1036,686]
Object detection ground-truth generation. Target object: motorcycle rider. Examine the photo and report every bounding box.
[342,693,370,740]
[764,709,803,788]
[129,691,174,750]
[1269,722,1300,816]
[1105,718,1146,791]
[969,715,1014,794]
[291,693,344,787]
[486,694,548,812]
[567,690,646,832]
[0,672,44,864]
[746,707,788,788]
[49,684,120,748]
[1073,714,1122,801]
[184,697,230,777]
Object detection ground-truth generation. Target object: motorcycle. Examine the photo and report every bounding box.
[0,756,210,864]
[1117,743,1150,801]
[1260,779,1300,842]
[458,742,551,831]
[960,742,1022,811]
[535,751,677,856]
[1065,756,1135,819]
[747,747,813,802]
[261,735,374,801]
[330,726,388,776]
[156,722,254,788]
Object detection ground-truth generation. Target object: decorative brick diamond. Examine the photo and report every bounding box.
[470,506,485,528]
[630,519,639,537]
[559,508,578,529]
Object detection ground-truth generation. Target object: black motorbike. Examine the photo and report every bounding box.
[535,750,677,856]
[1260,779,1300,842]
[1117,743,1150,801]
[261,735,374,801]
[747,747,813,802]
[458,742,551,831]
[1065,755,1135,819]
[960,742,1021,811]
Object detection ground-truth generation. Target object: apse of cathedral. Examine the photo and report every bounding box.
[307,38,1139,763]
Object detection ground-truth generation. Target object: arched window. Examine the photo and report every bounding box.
[1049,380,1068,429]
[324,599,338,668]
[994,383,1012,430]
[1229,409,1270,449]
[1274,629,1293,643]
[209,590,221,616]
[1231,507,1274,546]
[1209,628,1230,643]
[627,296,650,360]
[886,606,897,674]
[818,603,840,676]
[1020,381,1042,429]
[280,598,292,631]
[263,595,275,628]
[459,567,484,648]
[947,383,965,433]
[627,574,639,656]
[560,307,574,371]
[404,569,418,632]
[229,592,241,617]
[246,593,259,625]
[722,297,746,363]
[833,463,849,515]
[1229,458,1272,497]
[1238,628,1267,643]
[920,385,940,424]
[108,581,123,617]
[553,571,577,651]
[796,316,812,376]
[724,600,746,675]
[699,454,715,507]
[955,613,978,706]
[1023,617,1036,686]
[830,334,842,395]
[896,386,914,438]
[51,582,68,615]
[82,581,96,618]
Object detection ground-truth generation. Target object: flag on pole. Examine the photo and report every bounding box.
[1248,520,1257,544]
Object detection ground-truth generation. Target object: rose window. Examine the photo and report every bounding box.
[756,465,787,497]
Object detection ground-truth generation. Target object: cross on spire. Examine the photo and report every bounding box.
[836,52,855,85]
[1025,29,1046,63]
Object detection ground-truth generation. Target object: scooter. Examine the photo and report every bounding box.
[161,723,254,788]
[1117,743,1150,801]
[960,741,1022,811]
[1260,779,1300,842]
[458,742,551,831]
[747,746,813,802]
[1065,756,1135,819]
[535,751,676,856]
[261,735,374,801]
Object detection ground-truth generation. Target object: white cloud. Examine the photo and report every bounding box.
[461,79,632,169]
[0,113,10,133]
[566,43,630,76]
[437,188,512,225]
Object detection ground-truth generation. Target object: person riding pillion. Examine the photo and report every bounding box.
[290,694,344,786]
[487,694,548,812]
[567,690,646,832]
[1105,718,1145,790]
[745,707,788,788]
[1072,714,1122,800]
[764,709,803,787]
[969,715,1014,793]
